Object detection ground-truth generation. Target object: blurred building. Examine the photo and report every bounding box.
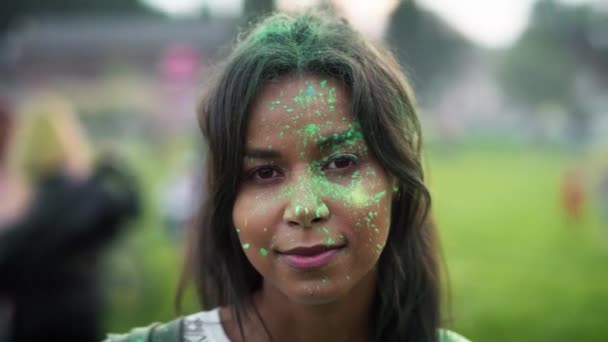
[0,15,239,141]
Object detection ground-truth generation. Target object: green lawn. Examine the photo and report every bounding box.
[102,144,608,341]
[429,147,608,341]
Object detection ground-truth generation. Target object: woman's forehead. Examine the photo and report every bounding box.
[247,75,356,143]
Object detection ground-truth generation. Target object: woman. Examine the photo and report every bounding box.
[108,11,467,342]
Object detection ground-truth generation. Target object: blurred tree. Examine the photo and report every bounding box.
[498,0,607,142]
[386,0,473,103]
[0,0,159,34]
[243,0,274,22]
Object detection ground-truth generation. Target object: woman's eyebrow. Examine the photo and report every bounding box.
[244,148,282,159]
[317,129,364,150]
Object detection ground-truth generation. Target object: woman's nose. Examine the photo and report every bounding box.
[282,175,330,228]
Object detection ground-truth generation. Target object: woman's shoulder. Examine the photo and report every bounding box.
[438,329,471,342]
[103,308,227,342]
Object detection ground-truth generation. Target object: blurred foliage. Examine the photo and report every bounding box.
[0,0,159,33]
[386,0,473,103]
[497,0,608,142]
[243,0,275,22]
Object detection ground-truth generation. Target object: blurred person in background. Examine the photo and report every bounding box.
[0,94,140,342]
[599,166,608,234]
[560,166,586,226]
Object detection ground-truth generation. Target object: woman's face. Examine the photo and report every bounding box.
[232,74,393,305]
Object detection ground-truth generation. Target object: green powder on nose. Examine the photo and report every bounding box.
[260,248,268,256]
[316,207,325,218]
[242,243,250,250]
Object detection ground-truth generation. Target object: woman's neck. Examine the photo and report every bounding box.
[225,271,377,342]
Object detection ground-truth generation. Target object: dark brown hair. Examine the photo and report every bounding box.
[180,11,441,342]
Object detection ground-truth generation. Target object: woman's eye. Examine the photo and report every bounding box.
[250,166,281,181]
[324,155,357,171]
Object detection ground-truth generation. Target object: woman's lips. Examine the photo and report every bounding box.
[278,245,345,269]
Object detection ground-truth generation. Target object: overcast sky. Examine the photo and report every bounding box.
[141,0,598,48]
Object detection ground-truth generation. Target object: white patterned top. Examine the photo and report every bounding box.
[183,308,230,342]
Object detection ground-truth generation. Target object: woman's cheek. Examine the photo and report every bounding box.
[332,171,391,255]
[233,190,278,257]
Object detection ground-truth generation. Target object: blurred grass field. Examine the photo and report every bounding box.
[102,144,608,341]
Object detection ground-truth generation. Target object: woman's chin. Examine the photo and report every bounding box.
[283,280,349,306]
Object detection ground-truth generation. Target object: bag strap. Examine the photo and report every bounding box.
[104,317,184,342]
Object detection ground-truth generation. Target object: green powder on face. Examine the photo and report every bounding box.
[293,94,303,105]
[326,237,335,246]
[306,84,315,96]
[327,87,336,104]
[315,207,326,218]
[320,80,328,88]
[322,227,330,235]
[242,243,251,250]
[348,186,368,207]
[260,248,268,256]
[304,123,320,137]
[286,108,294,113]
[373,191,386,201]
